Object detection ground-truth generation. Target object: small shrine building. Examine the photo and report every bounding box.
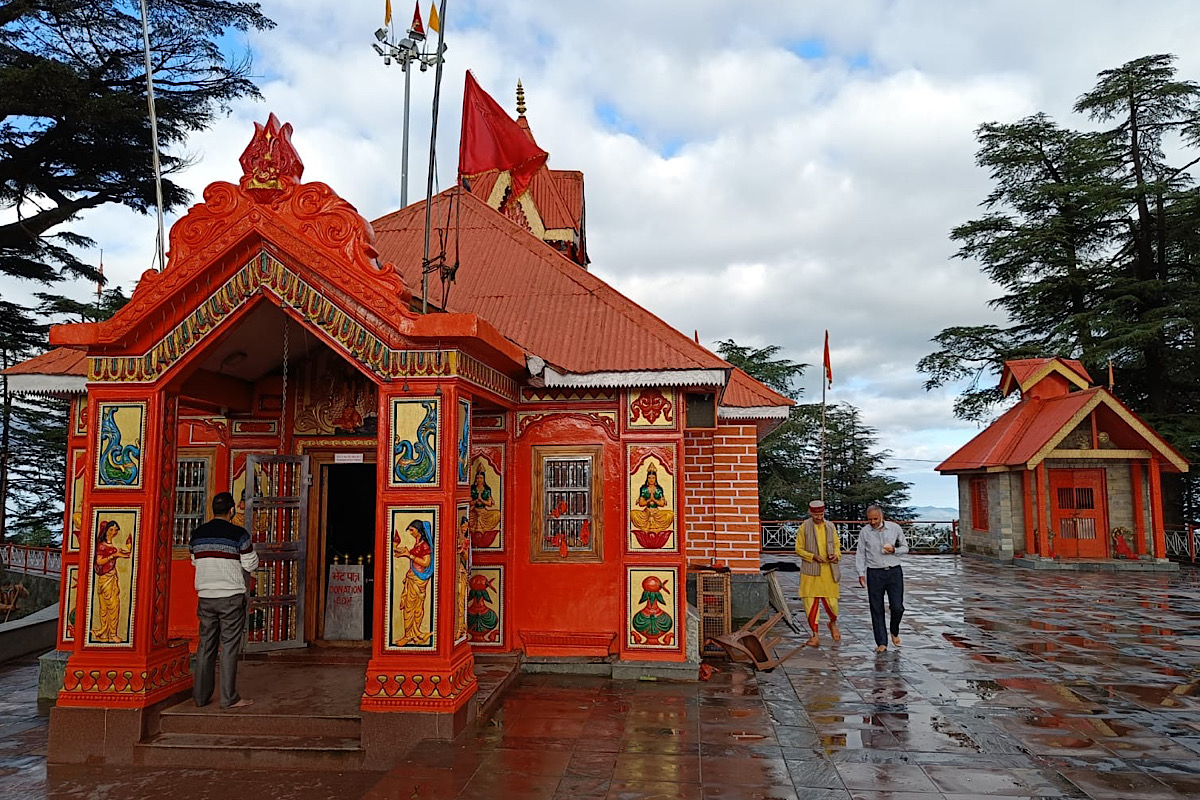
[937,357,1185,569]
[3,77,791,765]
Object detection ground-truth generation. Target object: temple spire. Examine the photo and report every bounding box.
[516,79,526,117]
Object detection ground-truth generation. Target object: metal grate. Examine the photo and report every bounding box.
[173,458,209,547]
[697,571,731,656]
[543,457,592,551]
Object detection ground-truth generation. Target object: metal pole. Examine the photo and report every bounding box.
[138,0,167,272]
[401,60,412,208]
[820,378,826,503]
[421,0,449,314]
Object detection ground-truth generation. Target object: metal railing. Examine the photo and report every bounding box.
[761,519,959,554]
[0,543,62,579]
[1165,524,1200,563]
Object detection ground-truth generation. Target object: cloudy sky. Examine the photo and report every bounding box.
[25,0,1200,509]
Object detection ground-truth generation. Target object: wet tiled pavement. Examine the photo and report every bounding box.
[2,556,1200,798]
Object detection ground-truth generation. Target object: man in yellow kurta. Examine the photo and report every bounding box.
[794,499,841,647]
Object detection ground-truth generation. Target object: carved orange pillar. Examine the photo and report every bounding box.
[1035,463,1051,556]
[1130,461,1146,556]
[1148,457,1166,559]
[50,386,189,762]
[1022,469,1035,556]
[362,375,476,754]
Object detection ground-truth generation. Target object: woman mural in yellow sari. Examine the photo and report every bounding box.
[455,513,470,641]
[392,519,434,646]
[91,520,133,642]
[631,463,674,538]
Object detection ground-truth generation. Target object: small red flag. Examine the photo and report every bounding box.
[459,71,548,203]
[409,1,425,39]
[823,330,833,388]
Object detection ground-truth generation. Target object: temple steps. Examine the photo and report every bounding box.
[157,707,362,739]
[134,731,365,771]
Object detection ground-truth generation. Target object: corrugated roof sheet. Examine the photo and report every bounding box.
[937,387,1187,472]
[722,368,794,408]
[373,189,744,380]
[2,347,86,376]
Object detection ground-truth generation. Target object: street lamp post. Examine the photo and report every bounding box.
[374,25,445,208]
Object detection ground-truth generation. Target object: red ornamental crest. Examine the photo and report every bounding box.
[630,389,672,425]
[239,113,305,197]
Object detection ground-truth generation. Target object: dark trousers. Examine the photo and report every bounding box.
[193,593,248,708]
[866,566,904,646]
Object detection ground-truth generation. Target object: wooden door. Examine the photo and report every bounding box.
[1049,469,1108,559]
[245,455,309,651]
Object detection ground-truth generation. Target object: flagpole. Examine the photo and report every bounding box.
[137,0,167,272]
[421,0,449,314]
[820,374,826,504]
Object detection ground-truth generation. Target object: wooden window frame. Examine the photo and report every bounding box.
[970,475,989,532]
[531,444,604,563]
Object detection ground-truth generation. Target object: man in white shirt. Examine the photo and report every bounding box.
[855,504,908,654]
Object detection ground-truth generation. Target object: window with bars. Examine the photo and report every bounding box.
[532,445,603,562]
[174,457,210,548]
[970,476,989,532]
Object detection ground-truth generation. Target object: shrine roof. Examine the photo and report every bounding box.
[720,368,793,416]
[0,346,86,395]
[372,189,790,412]
[1000,357,1092,397]
[937,387,1187,473]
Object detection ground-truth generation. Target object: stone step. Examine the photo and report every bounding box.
[158,708,361,739]
[135,732,365,771]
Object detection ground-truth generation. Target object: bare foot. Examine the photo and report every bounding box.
[875,645,887,653]
[225,698,254,710]
[829,623,842,641]
[891,635,901,646]
[806,636,820,647]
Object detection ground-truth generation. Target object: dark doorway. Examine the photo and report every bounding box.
[323,463,377,640]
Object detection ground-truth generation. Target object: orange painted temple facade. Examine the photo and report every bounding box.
[4,81,791,764]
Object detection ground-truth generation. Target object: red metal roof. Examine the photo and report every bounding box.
[373,189,742,380]
[937,387,1186,472]
[1,347,86,376]
[1000,357,1092,397]
[722,368,794,408]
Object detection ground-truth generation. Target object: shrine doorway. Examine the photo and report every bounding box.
[1049,468,1109,559]
[312,455,378,643]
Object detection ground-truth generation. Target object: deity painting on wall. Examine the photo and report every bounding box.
[457,398,471,485]
[468,446,504,549]
[628,444,678,552]
[85,508,140,647]
[456,503,471,643]
[386,507,438,651]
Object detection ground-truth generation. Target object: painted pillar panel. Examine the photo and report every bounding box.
[363,381,476,713]
[59,389,191,708]
[57,397,88,650]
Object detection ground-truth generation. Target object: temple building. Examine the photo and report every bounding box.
[937,357,1185,569]
[3,75,791,765]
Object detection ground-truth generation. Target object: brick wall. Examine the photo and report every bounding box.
[683,423,761,572]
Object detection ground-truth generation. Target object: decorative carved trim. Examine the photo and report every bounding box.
[521,388,616,403]
[629,388,675,428]
[460,352,519,402]
[517,630,616,649]
[361,660,477,709]
[232,419,279,436]
[59,649,192,703]
[516,411,618,440]
[472,412,506,431]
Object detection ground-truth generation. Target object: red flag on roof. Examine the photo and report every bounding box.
[823,330,833,388]
[409,1,425,39]
[458,71,548,204]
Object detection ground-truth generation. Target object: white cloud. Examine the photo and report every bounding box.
[8,0,1198,507]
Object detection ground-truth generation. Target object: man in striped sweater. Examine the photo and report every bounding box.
[190,491,258,709]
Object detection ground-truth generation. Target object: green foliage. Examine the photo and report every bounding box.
[920,53,1200,519]
[0,0,274,282]
[717,340,911,520]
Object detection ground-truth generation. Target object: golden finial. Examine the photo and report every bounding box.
[516,80,526,116]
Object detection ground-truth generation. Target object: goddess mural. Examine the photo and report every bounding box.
[392,519,434,646]
[630,463,674,535]
[91,520,133,642]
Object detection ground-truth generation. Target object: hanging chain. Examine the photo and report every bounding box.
[281,313,289,429]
